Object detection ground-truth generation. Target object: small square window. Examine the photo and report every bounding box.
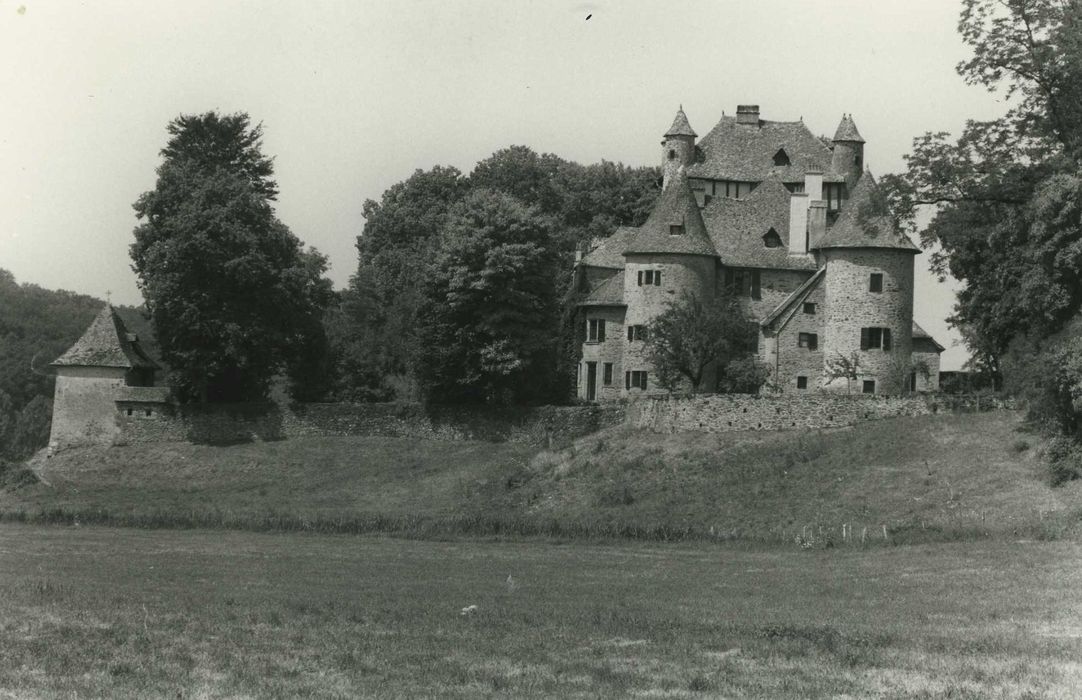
[863,380,876,394]
[628,325,648,342]
[145,409,152,417]
[798,332,818,350]
[796,376,808,389]
[669,224,685,236]
[703,194,713,206]
[870,273,883,293]
[803,302,816,314]
[125,408,133,416]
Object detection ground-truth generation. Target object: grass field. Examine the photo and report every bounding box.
[1,524,1080,698]
[3,410,1081,543]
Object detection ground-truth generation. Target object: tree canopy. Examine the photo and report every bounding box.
[131,112,333,403]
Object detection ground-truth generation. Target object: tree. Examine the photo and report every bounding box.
[131,112,333,403]
[415,189,560,404]
[644,291,761,394]
[825,351,862,395]
[882,0,1082,435]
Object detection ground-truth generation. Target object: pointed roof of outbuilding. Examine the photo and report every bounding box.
[579,273,626,307]
[833,114,865,143]
[912,321,946,352]
[623,168,717,257]
[51,305,160,370]
[664,106,697,138]
[811,172,920,253]
[580,226,634,269]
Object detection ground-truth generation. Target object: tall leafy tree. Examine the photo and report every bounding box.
[131,112,332,403]
[415,189,560,404]
[644,291,764,394]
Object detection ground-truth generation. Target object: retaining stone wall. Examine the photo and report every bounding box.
[628,392,1015,434]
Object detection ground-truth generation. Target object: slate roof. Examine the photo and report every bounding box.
[812,172,920,253]
[51,305,160,370]
[688,115,845,183]
[580,226,634,269]
[623,168,717,257]
[833,114,865,143]
[579,272,626,307]
[760,268,825,329]
[912,321,945,352]
[701,177,818,271]
[664,107,697,138]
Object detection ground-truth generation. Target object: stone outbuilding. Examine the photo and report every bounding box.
[574,105,942,399]
[48,305,171,450]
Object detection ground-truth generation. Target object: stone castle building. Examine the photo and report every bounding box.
[49,305,171,450]
[574,105,942,400]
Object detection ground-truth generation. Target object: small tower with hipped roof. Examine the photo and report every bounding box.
[48,305,165,451]
[661,106,697,188]
[830,113,865,190]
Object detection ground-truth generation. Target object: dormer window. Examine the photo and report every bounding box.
[669,224,685,236]
[763,227,783,248]
[773,148,791,167]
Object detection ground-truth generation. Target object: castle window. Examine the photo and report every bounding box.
[703,194,713,206]
[638,269,661,286]
[627,325,648,342]
[669,224,685,236]
[763,228,782,248]
[798,332,818,350]
[869,273,883,293]
[145,409,152,417]
[603,363,613,385]
[797,376,808,389]
[860,327,892,351]
[824,183,846,211]
[773,149,791,167]
[725,268,760,300]
[626,370,648,390]
[863,379,876,394]
[803,302,816,314]
[125,408,133,416]
[587,318,606,343]
[668,149,677,161]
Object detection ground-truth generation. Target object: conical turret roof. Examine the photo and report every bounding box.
[664,106,697,138]
[623,168,716,257]
[51,305,160,369]
[812,172,919,253]
[833,113,865,143]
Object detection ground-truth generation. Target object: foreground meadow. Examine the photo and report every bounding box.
[1,524,1080,698]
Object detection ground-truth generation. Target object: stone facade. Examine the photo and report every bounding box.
[820,248,914,394]
[574,105,938,399]
[912,343,942,392]
[50,366,128,449]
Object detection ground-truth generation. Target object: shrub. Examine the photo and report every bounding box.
[1043,436,1082,486]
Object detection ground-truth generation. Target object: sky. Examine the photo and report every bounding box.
[0,1,1008,370]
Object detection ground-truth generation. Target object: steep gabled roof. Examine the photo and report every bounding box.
[760,268,825,329]
[833,114,865,143]
[688,116,845,183]
[623,168,717,257]
[701,177,817,271]
[812,172,920,253]
[664,106,697,138]
[579,272,625,307]
[580,226,634,269]
[912,321,946,352]
[51,305,160,370]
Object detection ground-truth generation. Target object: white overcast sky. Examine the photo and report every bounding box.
[1,0,1007,370]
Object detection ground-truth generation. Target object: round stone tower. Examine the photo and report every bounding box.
[661,106,697,189]
[813,173,920,394]
[622,167,718,394]
[830,114,865,191]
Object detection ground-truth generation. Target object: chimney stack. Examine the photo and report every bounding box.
[804,170,823,202]
[789,192,809,256]
[808,201,827,250]
[736,105,760,127]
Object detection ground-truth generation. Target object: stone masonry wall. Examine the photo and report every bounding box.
[822,248,915,394]
[770,276,826,391]
[579,306,626,401]
[50,366,128,450]
[116,401,628,448]
[628,392,1015,434]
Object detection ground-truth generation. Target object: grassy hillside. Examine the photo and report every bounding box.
[3,410,1080,542]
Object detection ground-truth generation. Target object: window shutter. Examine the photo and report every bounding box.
[751,270,761,300]
[725,268,734,288]
[654,271,661,286]
[637,270,643,286]
[642,373,648,391]
[627,326,633,341]
[809,334,818,351]
[883,328,892,351]
[860,328,870,350]
[625,371,631,390]
[598,320,605,342]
